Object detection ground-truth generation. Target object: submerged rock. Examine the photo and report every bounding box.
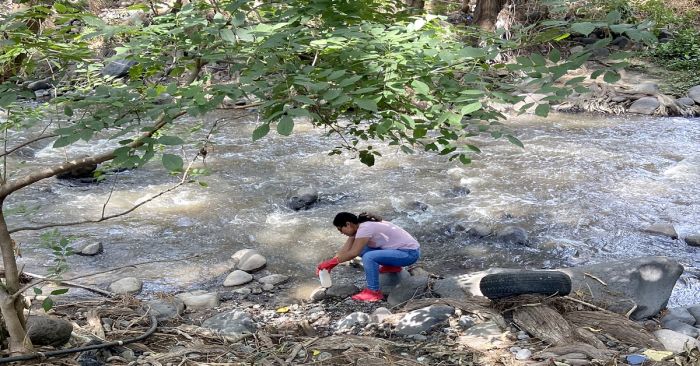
[287,188,318,211]
[496,226,528,245]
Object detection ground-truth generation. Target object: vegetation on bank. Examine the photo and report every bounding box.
[0,0,697,356]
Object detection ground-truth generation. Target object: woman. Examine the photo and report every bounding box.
[316,212,421,302]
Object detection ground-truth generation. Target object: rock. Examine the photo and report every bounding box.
[385,272,430,307]
[458,315,476,329]
[146,298,184,321]
[456,320,505,351]
[309,288,327,301]
[611,36,630,48]
[653,329,700,352]
[517,330,530,340]
[661,319,700,337]
[27,79,53,91]
[202,310,256,339]
[224,270,253,286]
[642,223,678,239]
[258,274,289,286]
[685,235,700,247]
[467,224,492,238]
[633,82,660,95]
[234,287,252,296]
[688,85,700,104]
[109,277,142,295]
[78,242,103,256]
[26,316,72,347]
[176,291,219,310]
[628,97,660,115]
[611,95,629,102]
[370,307,392,324]
[336,312,371,331]
[433,277,470,300]
[287,188,318,211]
[262,283,274,291]
[570,46,585,54]
[591,48,610,58]
[232,249,267,271]
[444,186,470,197]
[56,162,98,180]
[687,305,700,325]
[662,307,697,325]
[495,226,528,245]
[325,283,360,299]
[677,97,696,107]
[396,305,454,335]
[515,348,532,360]
[102,59,137,78]
[318,352,333,361]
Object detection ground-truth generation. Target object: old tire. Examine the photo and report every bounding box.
[479,271,571,300]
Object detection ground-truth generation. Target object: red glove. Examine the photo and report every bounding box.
[316,257,340,275]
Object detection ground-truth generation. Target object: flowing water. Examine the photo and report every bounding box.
[5,111,700,306]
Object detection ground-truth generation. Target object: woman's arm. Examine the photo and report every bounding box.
[336,237,369,262]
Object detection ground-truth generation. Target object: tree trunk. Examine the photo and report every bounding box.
[0,203,31,354]
[473,0,507,31]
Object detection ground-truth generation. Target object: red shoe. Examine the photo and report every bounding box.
[379,265,402,273]
[351,288,383,302]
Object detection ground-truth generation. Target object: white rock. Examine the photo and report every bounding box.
[80,242,103,256]
[515,348,532,360]
[223,270,253,286]
[654,329,700,352]
[109,277,142,295]
[232,249,267,271]
[176,291,219,310]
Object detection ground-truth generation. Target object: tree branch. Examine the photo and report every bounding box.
[0,133,59,159]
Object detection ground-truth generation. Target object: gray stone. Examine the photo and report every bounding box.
[687,305,700,325]
[445,186,470,197]
[662,319,700,338]
[458,315,476,329]
[689,85,700,104]
[433,277,470,301]
[685,235,700,247]
[642,223,678,239]
[120,349,136,361]
[653,329,700,352]
[677,97,696,107]
[611,36,630,48]
[234,287,252,296]
[628,97,660,115]
[262,283,274,291]
[662,307,697,325]
[456,321,505,351]
[386,272,430,307]
[325,283,360,299]
[336,311,371,331]
[258,274,289,286]
[232,249,267,272]
[318,352,333,361]
[109,277,142,295]
[633,82,660,95]
[611,95,629,102]
[496,226,528,245]
[176,291,219,310]
[79,242,103,256]
[467,224,492,238]
[309,288,327,301]
[202,310,256,339]
[515,348,532,360]
[288,188,318,211]
[102,59,137,78]
[396,305,454,335]
[27,316,72,347]
[146,298,184,322]
[224,270,253,286]
[27,79,53,91]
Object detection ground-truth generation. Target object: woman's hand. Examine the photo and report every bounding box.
[316,257,340,275]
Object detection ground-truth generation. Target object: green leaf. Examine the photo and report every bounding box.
[158,136,185,145]
[459,155,471,164]
[33,287,42,295]
[530,53,546,66]
[53,134,81,148]
[548,49,561,63]
[293,95,315,104]
[411,80,430,95]
[355,99,378,112]
[506,134,524,148]
[327,70,346,80]
[460,102,482,116]
[63,105,73,117]
[50,288,69,295]
[359,150,375,167]
[535,104,550,117]
[413,128,427,138]
[603,71,621,83]
[42,297,54,312]
[162,154,184,172]
[571,22,595,36]
[220,29,236,43]
[277,116,294,136]
[590,69,605,79]
[252,123,270,141]
[0,93,16,108]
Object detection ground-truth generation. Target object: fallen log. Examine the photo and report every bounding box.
[564,311,663,349]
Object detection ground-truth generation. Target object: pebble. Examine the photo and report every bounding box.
[515,348,532,360]
[517,330,530,340]
[318,352,332,361]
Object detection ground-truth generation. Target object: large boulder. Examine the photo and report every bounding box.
[628,97,660,115]
[287,188,319,211]
[688,85,700,104]
[27,316,73,347]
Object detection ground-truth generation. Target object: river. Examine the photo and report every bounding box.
[6,111,700,306]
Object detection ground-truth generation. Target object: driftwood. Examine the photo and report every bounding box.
[573,327,607,349]
[537,342,616,361]
[512,304,575,346]
[564,311,663,349]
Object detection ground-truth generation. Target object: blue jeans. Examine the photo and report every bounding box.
[360,246,420,291]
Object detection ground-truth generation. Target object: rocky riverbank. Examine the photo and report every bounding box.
[17,253,700,365]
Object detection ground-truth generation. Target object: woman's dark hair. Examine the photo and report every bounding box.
[333,212,382,227]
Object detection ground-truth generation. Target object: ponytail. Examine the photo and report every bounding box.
[333,211,383,227]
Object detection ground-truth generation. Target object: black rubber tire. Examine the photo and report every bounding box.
[479,270,572,300]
